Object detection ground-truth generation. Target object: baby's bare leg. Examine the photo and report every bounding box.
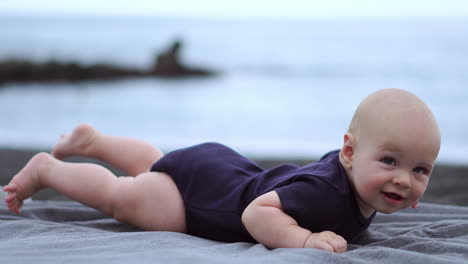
[52,123,162,176]
[3,153,186,232]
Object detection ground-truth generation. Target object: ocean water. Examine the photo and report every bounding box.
[0,14,467,165]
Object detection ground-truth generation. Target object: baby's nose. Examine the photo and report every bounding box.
[393,172,411,188]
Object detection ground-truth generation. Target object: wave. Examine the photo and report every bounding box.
[232,64,464,81]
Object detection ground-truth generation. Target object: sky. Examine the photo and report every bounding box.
[1,0,468,19]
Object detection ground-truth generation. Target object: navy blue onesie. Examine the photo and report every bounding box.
[151,143,375,243]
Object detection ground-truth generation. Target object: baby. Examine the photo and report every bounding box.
[3,88,440,253]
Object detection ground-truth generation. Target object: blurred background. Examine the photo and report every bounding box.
[0,0,467,164]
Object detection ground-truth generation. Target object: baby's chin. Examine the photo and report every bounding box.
[376,208,398,214]
[375,204,411,214]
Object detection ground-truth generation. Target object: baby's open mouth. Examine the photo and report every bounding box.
[383,192,404,201]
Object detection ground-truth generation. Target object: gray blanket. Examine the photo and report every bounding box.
[1,201,468,264]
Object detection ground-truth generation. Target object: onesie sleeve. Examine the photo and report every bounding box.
[274,176,344,233]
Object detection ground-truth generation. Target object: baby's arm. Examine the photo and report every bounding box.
[241,191,347,253]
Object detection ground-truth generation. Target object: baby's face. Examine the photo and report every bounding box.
[348,113,440,217]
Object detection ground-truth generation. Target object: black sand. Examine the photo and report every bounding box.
[1,148,467,206]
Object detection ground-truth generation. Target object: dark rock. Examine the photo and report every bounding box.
[150,39,216,78]
[0,40,218,85]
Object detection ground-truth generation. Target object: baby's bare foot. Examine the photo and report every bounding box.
[3,153,53,214]
[51,123,98,160]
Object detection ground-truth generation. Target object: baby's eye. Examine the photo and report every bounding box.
[381,157,396,166]
[413,167,428,175]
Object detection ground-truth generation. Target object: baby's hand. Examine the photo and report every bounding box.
[304,231,347,253]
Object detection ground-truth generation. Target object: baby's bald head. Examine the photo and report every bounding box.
[348,88,441,153]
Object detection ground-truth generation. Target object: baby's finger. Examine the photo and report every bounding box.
[305,234,336,252]
[328,236,347,253]
[313,241,335,253]
[317,231,347,253]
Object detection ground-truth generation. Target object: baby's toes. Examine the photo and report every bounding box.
[16,201,23,213]
[5,193,20,213]
[3,183,17,193]
[8,199,21,214]
[5,192,17,203]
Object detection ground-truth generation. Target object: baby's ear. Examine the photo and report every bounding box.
[340,133,355,169]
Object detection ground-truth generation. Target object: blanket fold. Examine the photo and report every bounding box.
[1,201,468,263]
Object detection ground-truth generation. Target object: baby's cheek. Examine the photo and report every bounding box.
[362,176,385,190]
[357,176,383,198]
[412,182,428,199]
